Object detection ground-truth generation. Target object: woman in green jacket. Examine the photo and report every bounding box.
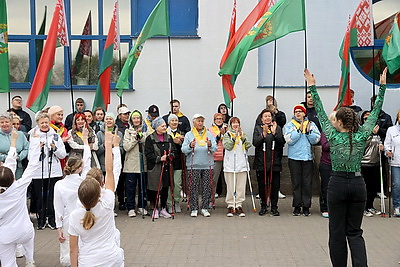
[304,67,387,267]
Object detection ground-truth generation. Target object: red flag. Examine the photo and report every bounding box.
[80,11,92,56]
[335,0,373,109]
[26,0,69,112]
[93,0,119,110]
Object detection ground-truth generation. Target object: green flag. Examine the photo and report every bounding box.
[0,0,10,93]
[116,0,170,96]
[219,0,305,77]
[382,13,400,74]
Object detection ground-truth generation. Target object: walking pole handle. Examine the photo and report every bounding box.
[271,140,275,151]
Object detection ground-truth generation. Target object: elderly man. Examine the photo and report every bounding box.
[182,114,217,217]
[162,99,191,134]
[11,95,32,131]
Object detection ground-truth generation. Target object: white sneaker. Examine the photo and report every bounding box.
[201,209,211,217]
[160,208,172,218]
[377,192,387,199]
[138,208,148,216]
[363,210,373,217]
[191,210,198,217]
[16,244,24,258]
[278,191,286,199]
[256,194,260,199]
[114,212,118,217]
[167,205,173,214]
[175,203,181,213]
[214,193,219,198]
[152,209,159,219]
[25,261,36,267]
[128,209,136,217]
[395,208,400,217]
[368,208,381,215]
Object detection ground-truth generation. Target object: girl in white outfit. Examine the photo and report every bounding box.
[69,131,124,267]
[0,129,36,267]
[54,128,91,266]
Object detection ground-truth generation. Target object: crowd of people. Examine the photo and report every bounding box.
[0,68,398,266]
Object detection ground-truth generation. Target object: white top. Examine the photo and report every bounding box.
[0,147,36,244]
[68,189,124,266]
[223,139,250,173]
[28,127,67,179]
[53,145,91,229]
[385,124,400,167]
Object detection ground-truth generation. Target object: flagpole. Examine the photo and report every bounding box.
[231,101,234,117]
[118,49,123,105]
[372,46,376,99]
[304,28,308,103]
[168,36,174,111]
[88,54,91,86]
[67,47,75,113]
[272,40,277,100]
[8,92,10,110]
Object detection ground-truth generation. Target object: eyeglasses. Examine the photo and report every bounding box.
[294,110,304,113]
[215,118,223,120]
[13,99,22,102]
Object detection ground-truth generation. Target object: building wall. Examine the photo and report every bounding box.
[3,0,398,155]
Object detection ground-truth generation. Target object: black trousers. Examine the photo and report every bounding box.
[148,187,168,209]
[256,170,280,209]
[116,172,126,204]
[32,177,60,226]
[288,159,313,208]
[361,165,380,210]
[319,163,332,212]
[328,172,367,267]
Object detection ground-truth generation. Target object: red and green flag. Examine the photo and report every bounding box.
[93,0,120,111]
[219,0,305,79]
[0,0,10,93]
[335,0,374,110]
[382,13,400,75]
[116,0,170,96]
[72,11,92,79]
[26,0,69,112]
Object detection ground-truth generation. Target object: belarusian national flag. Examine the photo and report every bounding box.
[26,0,69,112]
[382,13,400,74]
[335,0,374,110]
[93,0,119,110]
[219,0,305,78]
[116,0,169,96]
[72,11,92,78]
[0,0,10,93]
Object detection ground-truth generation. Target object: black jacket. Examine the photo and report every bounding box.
[15,109,32,132]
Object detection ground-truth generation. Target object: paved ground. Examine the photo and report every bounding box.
[17,196,400,267]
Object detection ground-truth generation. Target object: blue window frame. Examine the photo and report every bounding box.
[8,0,199,91]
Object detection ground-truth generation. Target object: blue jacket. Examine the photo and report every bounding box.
[182,128,217,169]
[283,117,320,161]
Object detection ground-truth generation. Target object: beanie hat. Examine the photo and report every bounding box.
[293,104,306,114]
[168,114,178,123]
[151,116,165,130]
[105,112,116,121]
[48,105,63,118]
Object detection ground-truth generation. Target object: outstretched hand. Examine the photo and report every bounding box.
[11,128,18,147]
[380,67,387,85]
[304,69,316,86]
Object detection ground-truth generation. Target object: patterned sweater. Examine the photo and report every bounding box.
[309,84,386,172]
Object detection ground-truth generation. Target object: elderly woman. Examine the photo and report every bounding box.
[0,113,29,179]
[68,113,99,168]
[29,112,67,230]
[96,112,124,173]
[182,114,217,217]
[145,116,177,219]
[123,110,148,217]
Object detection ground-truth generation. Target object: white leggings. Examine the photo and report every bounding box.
[0,229,34,267]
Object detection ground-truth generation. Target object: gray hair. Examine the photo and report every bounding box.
[0,113,12,121]
[35,112,50,123]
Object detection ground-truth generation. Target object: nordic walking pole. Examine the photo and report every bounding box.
[181,154,187,202]
[188,143,195,211]
[168,150,175,219]
[138,140,146,219]
[152,152,166,222]
[207,138,215,209]
[379,150,386,217]
[39,143,45,225]
[389,151,393,218]
[244,151,256,212]
[263,139,268,209]
[233,149,237,212]
[268,140,275,206]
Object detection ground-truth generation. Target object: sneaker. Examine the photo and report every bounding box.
[259,207,268,216]
[368,208,381,215]
[25,261,36,267]
[292,207,301,216]
[128,209,136,217]
[215,193,219,198]
[303,207,311,216]
[160,208,172,218]
[236,207,245,217]
[47,223,56,230]
[191,210,198,217]
[321,212,329,218]
[270,208,280,216]
[278,191,286,199]
[167,205,173,214]
[227,207,235,217]
[201,209,211,217]
[377,192,387,199]
[174,203,181,213]
[394,208,400,217]
[152,209,159,219]
[118,202,126,211]
[114,212,118,217]
[16,246,24,258]
[363,210,373,217]
[256,194,260,199]
[138,208,148,216]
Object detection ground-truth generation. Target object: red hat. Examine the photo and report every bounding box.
[293,104,306,114]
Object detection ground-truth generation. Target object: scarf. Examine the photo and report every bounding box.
[209,124,221,136]
[228,131,245,150]
[144,118,154,133]
[291,119,310,134]
[167,127,182,138]
[192,127,207,146]
[50,122,66,136]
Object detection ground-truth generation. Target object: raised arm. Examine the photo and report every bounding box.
[104,131,115,191]
[3,129,19,174]
[81,127,92,178]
